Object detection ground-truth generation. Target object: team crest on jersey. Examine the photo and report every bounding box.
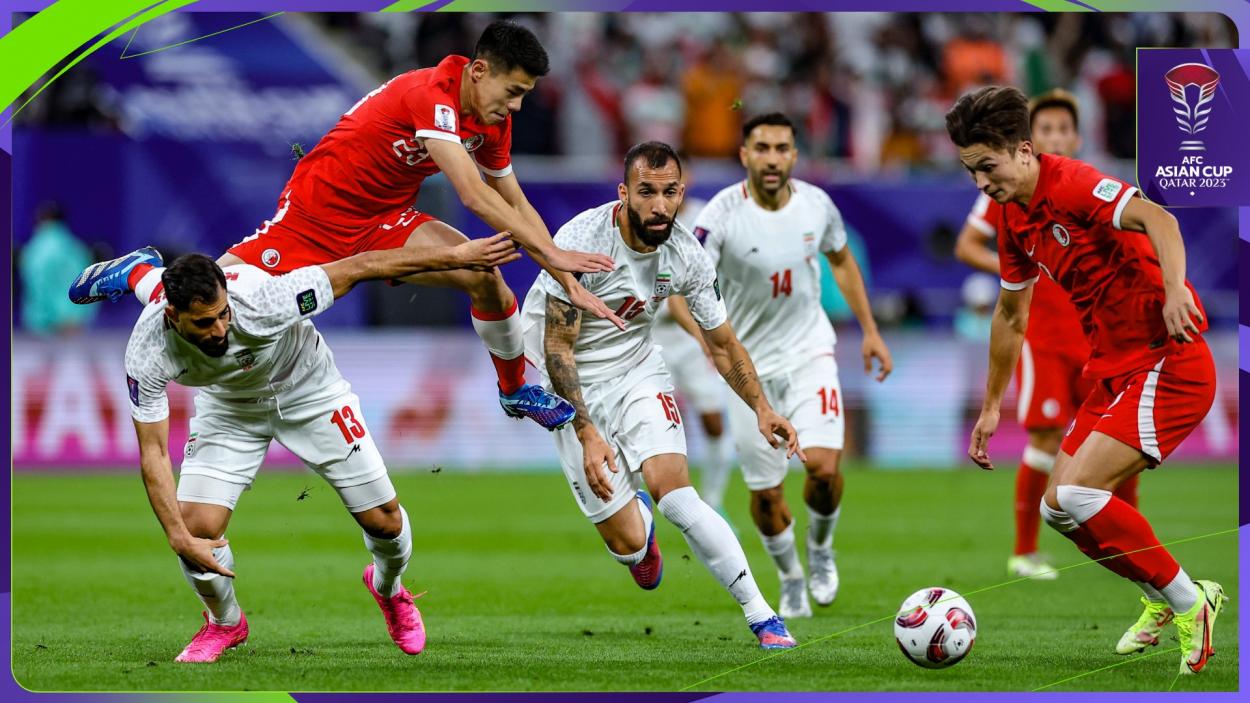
[653,272,673,300]
[803,231,817,256]
[462,134,485,152]
[261,248,281,268]
[434,104,457,132]
[185,432,199,458]
[234,348,256,371]
[1051,223,1071,247]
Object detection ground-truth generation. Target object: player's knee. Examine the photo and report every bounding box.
[701,413,724,437]
[751,486,786,517]
[358,501,403,539]
[804,455,841,483]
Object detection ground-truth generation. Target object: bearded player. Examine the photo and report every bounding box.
[954,89,1140,581]
[948,86,1225,675]
[71,20,619,431]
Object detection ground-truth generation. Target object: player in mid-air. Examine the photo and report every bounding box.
[521,142,803,649]
[70,20,619,431]
[953,89,1139,581]
[673,113,892,619]
[120,234,520,663]
[948,86,1226,675]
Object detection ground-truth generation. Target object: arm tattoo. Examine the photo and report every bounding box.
[544,296,592,431]
[722,358,762,406]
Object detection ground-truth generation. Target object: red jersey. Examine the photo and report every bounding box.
[996,154,1207,379]
[966,192,1087,355]
[284,55,513,231]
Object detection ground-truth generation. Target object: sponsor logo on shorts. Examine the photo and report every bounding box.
[261,248,281,268]
[1051,223,1071,247]
[434,104,457,132]
[126,375,140,406]
[296,289,318,315]
[234,348,256,371]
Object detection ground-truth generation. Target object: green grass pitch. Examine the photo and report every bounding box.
[11,464,1238,692]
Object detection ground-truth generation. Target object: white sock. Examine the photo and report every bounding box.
[1159,567,1200,614]
[362,506,412,598]
[808,504,840,547]
[699,434,731,511]
[1039,499,1079,533]
[1137,581,1166,602]
[179,542,240,626]
[658,486,775,625]
[1054,484,1112,524]
[760,523,803,580]
[608,494,653,567]
[134,267,164,304]
[470,302,524,360]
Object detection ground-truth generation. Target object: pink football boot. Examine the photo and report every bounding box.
[363,564,426,655]
[174,611,249,663]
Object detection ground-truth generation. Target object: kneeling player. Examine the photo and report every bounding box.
[120,235,518,662]
[521,143,804,649]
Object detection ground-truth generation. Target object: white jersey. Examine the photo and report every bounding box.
[655,195,707,327]
[124,264,341,423]
[522,201,727,385]
[694,179,847,378]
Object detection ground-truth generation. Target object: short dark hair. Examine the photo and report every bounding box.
[475,20,549,77]
[623,141,682,185]
[742,112,796,142]
[1029,88,1080,132]
[162,254,227,311]
[945,86,1030,151]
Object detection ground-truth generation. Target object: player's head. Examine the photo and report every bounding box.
[740,112,798,197]
[945,86,1035,204]
[619,141,684,248]
[1029,89,1081,157]
[468,20,549,125]
[162,254,231,358]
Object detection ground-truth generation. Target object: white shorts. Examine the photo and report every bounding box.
[728,352,845,491]
[551,352,687,523]
[653,324,725,415]
[176,389,395,513]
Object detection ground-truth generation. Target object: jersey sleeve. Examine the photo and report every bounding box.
[997,226,1039,291]
[691,195,727,268]
[474,119,513,177]
[676,241,728,330]
[1054,161,1138,231]
[231,266,336,338]
[400,85,462,146]
[816,188,849,253]
[966,193,998,238]
[124,330,171,423]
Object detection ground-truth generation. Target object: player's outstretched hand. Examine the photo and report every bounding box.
[577,426,618,502]
[1162,285,1204,343]
[173,535,235,578]
[453,232,521,271]
[758,408,807,462]
[548,247,616,274]
[566,279,627,331]
[862,332,893,382]
[968,408,1000,471]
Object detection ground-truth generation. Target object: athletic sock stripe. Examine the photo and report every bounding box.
[1137,358,1165,462]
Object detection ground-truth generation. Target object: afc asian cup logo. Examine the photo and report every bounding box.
[1165,63,1220,152]
[261,248,281,268]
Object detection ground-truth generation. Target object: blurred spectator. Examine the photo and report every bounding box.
[681,44,744,157]
[953,273,998,342]
[20,202,96,336]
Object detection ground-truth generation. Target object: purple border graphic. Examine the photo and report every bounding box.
[2,1,1245,701]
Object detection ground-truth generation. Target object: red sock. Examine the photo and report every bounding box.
[1013,464,1049,555]
[1113,474,1139,509]
[490,354,527,395]
[127,263,154,292]
[1068,496,1180,588]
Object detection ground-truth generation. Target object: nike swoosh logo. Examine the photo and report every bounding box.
[1026,245,1036,256]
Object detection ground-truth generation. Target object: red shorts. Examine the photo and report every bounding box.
[1061,340,1216,464]
[1014,339,1093,430]
[228,196,439,274]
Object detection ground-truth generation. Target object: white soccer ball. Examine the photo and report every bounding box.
[893,587,977,669]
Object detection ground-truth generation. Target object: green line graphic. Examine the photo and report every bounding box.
[120,11,284,59]
[681,526,1237,691]
[1032,645,1182,691]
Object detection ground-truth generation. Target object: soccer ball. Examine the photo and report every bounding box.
[893,587,977,669]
